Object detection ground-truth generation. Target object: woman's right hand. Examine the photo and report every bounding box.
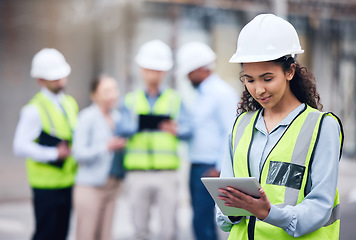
[218,187,271,220]
[108,137,126,151]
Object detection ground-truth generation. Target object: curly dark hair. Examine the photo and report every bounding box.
[237,56,323,114]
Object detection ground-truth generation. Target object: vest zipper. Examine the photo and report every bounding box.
[248,216,256,240]
[246,106,307,239]
[258,105,307,179]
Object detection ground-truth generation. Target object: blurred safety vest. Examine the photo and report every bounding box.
[26,92,78,189]
[229,105,343,240]
[124,89,181,170]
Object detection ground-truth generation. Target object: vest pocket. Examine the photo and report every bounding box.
[266,161,305,189]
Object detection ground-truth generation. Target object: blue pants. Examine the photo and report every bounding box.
[190,164,217,240]
[32,187,72,240]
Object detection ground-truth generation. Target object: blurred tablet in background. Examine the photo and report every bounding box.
[38,131,66,168]
[138,114,170,131]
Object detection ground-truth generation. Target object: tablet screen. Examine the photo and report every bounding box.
[138,114,170,131]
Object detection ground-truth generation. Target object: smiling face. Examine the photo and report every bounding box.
[242,61,295,112]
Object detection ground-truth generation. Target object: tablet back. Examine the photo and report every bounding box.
[201,177,261,216]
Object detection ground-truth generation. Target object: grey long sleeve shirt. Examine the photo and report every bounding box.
[217,103,341,237]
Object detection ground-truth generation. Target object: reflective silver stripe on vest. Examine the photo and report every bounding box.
[276,111,321,207]
[126,150,177,155]
[324,204,340,227]
[38,101,56,135]
[233,112,255,157]
[168,91,174,116]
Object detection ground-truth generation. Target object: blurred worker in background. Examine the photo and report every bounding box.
[116,39,191,240]
[176,42,239,240]
[72,74,126,240]
[13,48,78,240]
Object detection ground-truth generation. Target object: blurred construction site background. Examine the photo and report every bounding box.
[1,0,356,239]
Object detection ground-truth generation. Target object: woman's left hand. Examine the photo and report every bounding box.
[108,137,126,151]
[218,187,271,220]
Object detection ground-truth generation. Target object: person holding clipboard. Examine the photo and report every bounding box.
[13,48,78,240]
[117,39,191,240]
[216,14,343,239]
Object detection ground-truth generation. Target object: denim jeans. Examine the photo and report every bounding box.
[190,164,217,240]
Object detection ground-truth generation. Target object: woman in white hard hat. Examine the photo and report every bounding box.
[72,74,126,240]
[216,14,343,239]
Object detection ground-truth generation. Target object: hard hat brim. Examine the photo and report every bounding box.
[229,50,304,63]
[135,57,173,72]
[31,64,71,81]
[177,59,215,76]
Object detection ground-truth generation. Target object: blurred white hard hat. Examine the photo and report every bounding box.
[176,41,216,76]
[31,48,71,81]
[135,39,173,71]
[229,14,304,63]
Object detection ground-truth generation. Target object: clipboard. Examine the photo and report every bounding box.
[38,131,66,168]
[138,114,170,131]
[201,177,261,216]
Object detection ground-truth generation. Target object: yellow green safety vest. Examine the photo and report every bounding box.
[229,105,343,240]
[124,89,181,170]
[26,92,78,189]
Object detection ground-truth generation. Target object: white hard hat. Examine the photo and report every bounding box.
[176,41,216,76]
[229,14,304,63]
[135,39,173,71]
[30,48,71,81]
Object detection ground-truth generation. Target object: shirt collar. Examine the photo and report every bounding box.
[255,103,306,135]
[92,103,120,123]
[144,87,164,98]
[197,74,215,94]
[40,87,65,103]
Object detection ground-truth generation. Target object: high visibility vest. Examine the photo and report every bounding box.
[229,105,343,240]
[26,92,78,189]
[124,89,181,170]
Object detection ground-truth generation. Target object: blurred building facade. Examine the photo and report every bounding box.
[1,0,356,201]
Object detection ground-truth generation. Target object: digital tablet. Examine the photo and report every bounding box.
[201,177,261,216]
[138,114,170,131]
